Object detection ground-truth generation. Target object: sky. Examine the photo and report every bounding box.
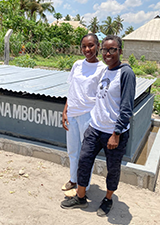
[45,0,160,36]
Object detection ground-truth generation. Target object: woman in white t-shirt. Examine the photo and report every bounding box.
[62,33,106,193]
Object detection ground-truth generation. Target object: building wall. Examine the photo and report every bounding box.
[123,40,160,61]
[0,94,66,147]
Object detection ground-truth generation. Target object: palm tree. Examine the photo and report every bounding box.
[54,12,62,24]
[100,16,116,35]
[114,15,124,35]
[64,14,71,21]
[74,14,86,27]
[125,26,134,35]
[88,17,99,33]
[22,0,55,21]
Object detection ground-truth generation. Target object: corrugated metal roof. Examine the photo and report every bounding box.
[122,17,160,41]
[0,65,156,100]
[0,65,70,98]
[135,77,156,99]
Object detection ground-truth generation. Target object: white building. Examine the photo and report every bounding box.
[122,15,160,61]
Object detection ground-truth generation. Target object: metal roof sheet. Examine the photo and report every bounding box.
[0,65,70,98]
[122,17,160,41]
[0,65,156,100]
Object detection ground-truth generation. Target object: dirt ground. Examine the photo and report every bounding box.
[0,149,160,225]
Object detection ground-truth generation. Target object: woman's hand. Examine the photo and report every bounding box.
[107,132,120,149]
[62,101,69,131]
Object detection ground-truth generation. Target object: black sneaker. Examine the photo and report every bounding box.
[97,197,113,217]
[61,195,88,209]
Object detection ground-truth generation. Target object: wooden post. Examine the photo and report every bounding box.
[4,29,13,65]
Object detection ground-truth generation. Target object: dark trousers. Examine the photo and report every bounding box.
[77,125,129,191]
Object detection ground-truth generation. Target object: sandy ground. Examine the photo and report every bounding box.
[0,150,160,225]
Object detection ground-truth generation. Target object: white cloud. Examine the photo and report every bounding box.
[75,0,88,3]
[121,10,159,24]
[93,1,125,14]
[63,3,71,10]
[148,4,155,9]
[152,2,160,10]
[124,0,142,7]
[83,0,126,25]
[50,0,63,8]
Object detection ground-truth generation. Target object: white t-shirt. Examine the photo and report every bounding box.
[67,59,106,117]
[90,64,135,134]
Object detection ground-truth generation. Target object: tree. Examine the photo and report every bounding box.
[73,27,88,45]
[100,16,116,35]
[114,15,123,35]
[54,12,62,24]
[74,14,86,27]
[64,14,71,21]
[88,17,99,33]
[0,0,8,30]
[26,0,55,22]
[125,26,134,35]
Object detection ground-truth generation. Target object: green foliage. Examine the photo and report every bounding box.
[140,55,146,62]
[14,54,36,68]
[0,32,5,57]
[10,32,25,56]
[153,78,160,88]
[57,55,77,70]
[128,54,137,67]
[128,54,159,76]
[73,27,88,45]
[39,41,53,58]
[153,95,160,115]
[25,42,37,54]
[140,61,158,75]
[132,67,146,76]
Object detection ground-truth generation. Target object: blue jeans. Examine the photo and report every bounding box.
[77,125,129,191]
[67,112,91,188]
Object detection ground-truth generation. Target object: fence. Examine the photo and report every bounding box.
[1,29,82,65]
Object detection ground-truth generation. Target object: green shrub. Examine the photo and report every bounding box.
[14,54,36,68]
[57,55,76,70]
[25,42,37,54]
[140,61,158,74]
[39,41,53,58]
[140,55,146,62]
[128,54,138,67]
[10,33,25,57]
[132,67,146,76]
[153,95,160,115]
[153,78,160,88]
[0,32,4,57]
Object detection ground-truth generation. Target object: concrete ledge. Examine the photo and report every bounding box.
[0,118,159,191]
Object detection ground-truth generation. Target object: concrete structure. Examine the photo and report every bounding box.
[4,29,13,65]
[122,15,160,61]
[0,65,159,191]
[0,65,156,162]
[0,118,159,191]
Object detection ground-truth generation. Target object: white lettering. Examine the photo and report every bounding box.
[58,112,62,128]
[0,102,4,116]
[22,105,28,121]
[4,103,11,118]
[28,107,34,122]
[40,109,48,125]
[35,108,41,124]
[0,102,63,128]
[13,104,22,119]
[48,110,57,127]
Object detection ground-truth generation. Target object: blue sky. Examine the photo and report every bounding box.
[46,0,160,36]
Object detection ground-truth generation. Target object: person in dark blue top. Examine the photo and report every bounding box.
[61,35,136,217]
